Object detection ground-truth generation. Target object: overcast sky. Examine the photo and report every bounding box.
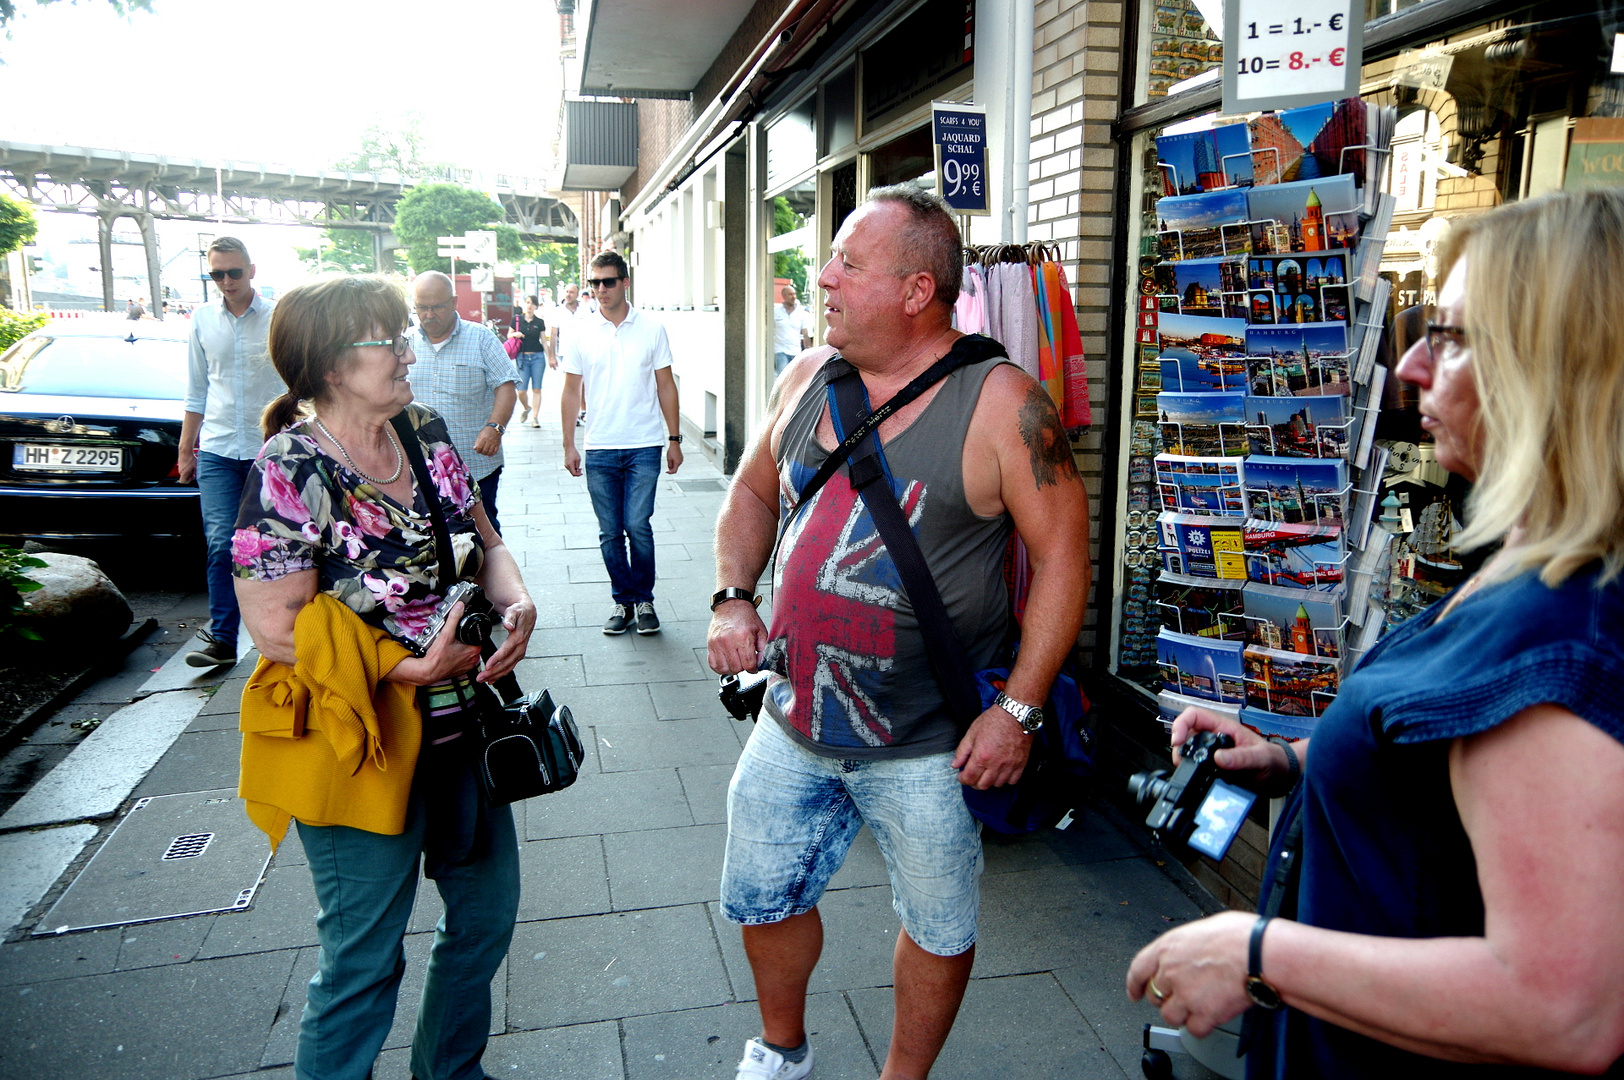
[0,0,558,177]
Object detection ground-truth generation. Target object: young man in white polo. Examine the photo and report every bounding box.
[558,252,683,635]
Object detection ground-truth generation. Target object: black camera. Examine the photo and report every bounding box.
[1128,731,1257,862]
[401,581,496,657]
[718,670,772,723]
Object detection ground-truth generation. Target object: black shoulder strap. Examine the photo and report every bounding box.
[828,371,983,730]
[790,335,1007,525]
[391,410,457,595]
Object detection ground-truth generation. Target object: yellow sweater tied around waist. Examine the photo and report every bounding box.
[238,592,421,850]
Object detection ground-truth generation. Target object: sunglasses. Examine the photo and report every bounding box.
[345,334,411,357]
[208,267,246,282]
[587,276,623,289]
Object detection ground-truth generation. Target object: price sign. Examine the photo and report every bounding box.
[931,102,989,216]
[1223,0,1362,115]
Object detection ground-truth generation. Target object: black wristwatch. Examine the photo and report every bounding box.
[669,433,683,444]
[711,587,761,611]
[484,421,505,435]
[1245,915,1283,1010]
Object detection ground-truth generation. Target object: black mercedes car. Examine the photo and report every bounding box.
[0,318,200,542]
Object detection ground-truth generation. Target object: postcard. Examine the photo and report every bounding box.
[1243,455,1348,527]
[1160,690,1241,732]
[1244,394,1351,458]
[1159,511,1248,579]
[1157,628,1246,705]
[1157,390,1249,456]
[1155,453,1248,515]
[1151,257,1249,318]
[1158,570,1247,639]
[1247,251,1350,293]
[1243,519,1346,591]
[1242,581,1346,657]
[1157,122,1254,195]
[1248,99,1368,186]
[1237,705,1318,741]
[1320,283,1351,322]
[1156,187,1251,260]
[1243,644,1340,716]
[1246,322,1350,396]
[1246,175,1360,255]
[1156,312,1248,392]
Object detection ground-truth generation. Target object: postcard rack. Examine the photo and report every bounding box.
[1243,413,1355,459]
[1157,418,1250,458]
[1156,472,1248,516]
[1242,543,1351,590]
[1155,599,1246,639]
[1240,612,1351,661]
[1247,346,1357,396]
[1241,479,1352,528]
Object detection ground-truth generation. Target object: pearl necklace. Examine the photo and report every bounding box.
[313,415,403,486]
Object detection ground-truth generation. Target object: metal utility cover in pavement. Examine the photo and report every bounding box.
[36,789,271,935]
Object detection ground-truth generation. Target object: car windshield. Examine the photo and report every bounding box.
[5,336,188,399]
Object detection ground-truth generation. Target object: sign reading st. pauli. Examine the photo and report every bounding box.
[1222,0,1363,114]
[931,102,990,215]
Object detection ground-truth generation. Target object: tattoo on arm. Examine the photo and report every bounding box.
[1018,384,1081,489]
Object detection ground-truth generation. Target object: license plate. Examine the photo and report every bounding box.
[13,443,125,472]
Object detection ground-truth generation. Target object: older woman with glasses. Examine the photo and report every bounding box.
[1127,189,1624,1077]
[231,275,535,1080]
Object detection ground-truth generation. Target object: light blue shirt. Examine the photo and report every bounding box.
[185,291,280,460]
[405,317,518,481]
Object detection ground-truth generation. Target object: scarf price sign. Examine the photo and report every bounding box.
[932,102,990,216]
[1222,0,1363,114]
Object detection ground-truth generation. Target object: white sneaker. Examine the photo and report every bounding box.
[735,1038,813,1080]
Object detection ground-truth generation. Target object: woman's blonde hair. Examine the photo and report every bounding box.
[1444,188,1624,586]
[261,275,410,439]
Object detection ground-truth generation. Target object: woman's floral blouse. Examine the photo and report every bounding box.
[232,404,486,642]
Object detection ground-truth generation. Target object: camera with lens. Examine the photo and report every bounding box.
[1128,730,1257,862]
[718,669,773,723]
[401,581,496,657]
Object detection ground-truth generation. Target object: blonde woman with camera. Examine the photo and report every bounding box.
[232,275,534,1080]
[1128,190,1624,1076]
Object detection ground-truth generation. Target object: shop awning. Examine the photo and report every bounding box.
[578,0,759,98]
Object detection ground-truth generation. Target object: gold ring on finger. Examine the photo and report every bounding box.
[1148,976,1167,1001]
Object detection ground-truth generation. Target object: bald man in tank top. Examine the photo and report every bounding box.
[707,186,1091,1080]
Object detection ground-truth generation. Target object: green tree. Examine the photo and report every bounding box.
[0,192,37,258]
[393,184,522,275]
[0,0,148,29]
[294,229,395,276]
[334,114,447,178]
[521,241,580,290]
[772,196,809,297]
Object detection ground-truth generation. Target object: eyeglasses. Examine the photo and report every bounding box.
[207,267,246,282]
[345,334,411,357]
[1424,322,1467,363]
[587,276,623,289]
[415,300,454,315]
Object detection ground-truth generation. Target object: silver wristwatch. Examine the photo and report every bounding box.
[993,690,1045,734]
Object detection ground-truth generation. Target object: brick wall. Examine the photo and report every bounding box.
[1029,0,1125,658]
[622,98,695,209]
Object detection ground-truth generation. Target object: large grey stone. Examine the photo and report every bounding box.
[524,769,693,839]
[517,834,612,921]
[196,865,320,958]
[116,914,216,970]
[0,924,120,986]
[0,823,99,931]
[0,948,296,1080]
[677,763,735,825]
[20,551,132,644]
[479,1022,625,1078]
[131,728,242,798]
[596,717,745,772]
[622,991,876,1080]
[848,971,1129,1079]
[605,824,725,910]
[650,679,730,721]
[506,905,731,1028]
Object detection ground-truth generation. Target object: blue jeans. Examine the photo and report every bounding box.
[584,445,661,605]
[474,466,502,536]
[721,716,983,957]
[295,795,519,1080]
[196,451,254,648]
[515,352,546,393]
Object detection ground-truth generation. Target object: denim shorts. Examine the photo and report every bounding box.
[721,715,983,957]
[515,352,546,391]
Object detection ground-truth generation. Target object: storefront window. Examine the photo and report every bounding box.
[767,180,816,374]
[1144,0,1223,101]
[868,125,938,190]
[767,99,817,192]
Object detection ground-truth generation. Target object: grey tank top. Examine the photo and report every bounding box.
[760,348,1016,758]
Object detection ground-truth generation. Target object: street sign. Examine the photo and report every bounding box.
[1222,0,1362,115]
[463,231,498,264]
[931,102,989,216]
[470,266,496,293]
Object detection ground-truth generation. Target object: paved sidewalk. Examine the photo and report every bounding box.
[0,385,1219,1080]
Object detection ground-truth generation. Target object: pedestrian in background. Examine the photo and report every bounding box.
[509,294,548,428]
[559,252,682,636]
[177,236,279,667]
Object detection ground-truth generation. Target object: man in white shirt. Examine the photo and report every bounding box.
[559,252,683,636]
[772,283,813,375]
[177,236,280,667]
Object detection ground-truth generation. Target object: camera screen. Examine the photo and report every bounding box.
[1186,779,1258,862]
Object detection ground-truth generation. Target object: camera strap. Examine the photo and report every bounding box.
[390,411,524,706]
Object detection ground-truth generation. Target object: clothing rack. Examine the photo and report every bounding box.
[962,241,1062,267]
